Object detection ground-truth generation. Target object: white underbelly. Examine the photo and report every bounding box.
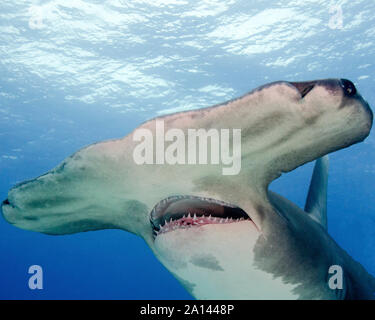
[153,221,299,299]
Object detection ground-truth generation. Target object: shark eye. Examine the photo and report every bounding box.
[340,79,357,97]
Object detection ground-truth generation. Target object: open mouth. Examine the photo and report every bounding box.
[150,195,252,238]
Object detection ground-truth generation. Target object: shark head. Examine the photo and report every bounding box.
[1,78,372,236]
[1,150,151,236]
[1,78,373,299]
[238,79,372,181]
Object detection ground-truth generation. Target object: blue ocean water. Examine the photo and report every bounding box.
[0,1,374,299]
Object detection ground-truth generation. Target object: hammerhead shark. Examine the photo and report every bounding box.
[2,79,374,299]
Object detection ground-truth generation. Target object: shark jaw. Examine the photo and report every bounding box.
[150,195,258,239]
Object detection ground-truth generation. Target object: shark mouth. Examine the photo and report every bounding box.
[150,195,251,238]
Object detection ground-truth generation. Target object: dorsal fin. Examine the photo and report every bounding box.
[304,156,329,229]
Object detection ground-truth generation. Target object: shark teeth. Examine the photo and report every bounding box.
[153,213,244,237]
[150,194,251,239]
[150,195,238,218]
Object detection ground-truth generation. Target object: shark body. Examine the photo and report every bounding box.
[2,79,374,299]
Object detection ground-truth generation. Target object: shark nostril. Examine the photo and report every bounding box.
[290,81,317,98]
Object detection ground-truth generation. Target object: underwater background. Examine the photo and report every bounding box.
[0,0,374,299]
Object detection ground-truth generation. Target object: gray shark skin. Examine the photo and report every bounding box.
[2,79,375,299]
